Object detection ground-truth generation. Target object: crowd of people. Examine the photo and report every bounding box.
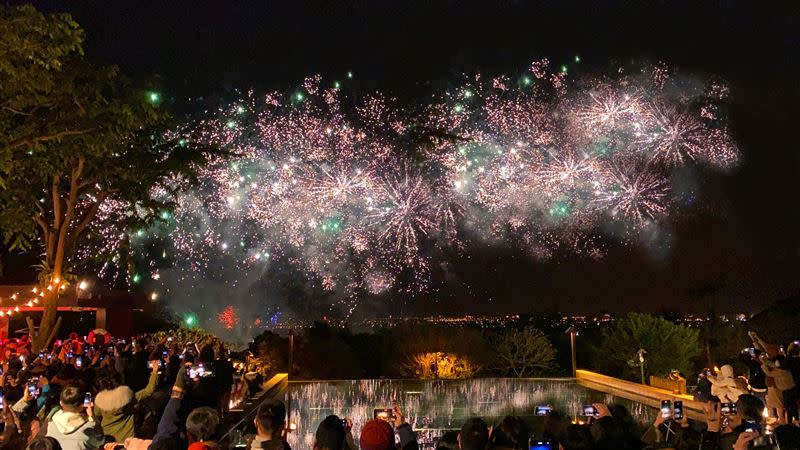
[694,332,800,426]
[0,330,237,450]
[1,328,799,449]
[166,396,800,450]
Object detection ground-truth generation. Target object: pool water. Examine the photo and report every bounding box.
[285,378,657,448]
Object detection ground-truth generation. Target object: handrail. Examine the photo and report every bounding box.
[219,373,288,444]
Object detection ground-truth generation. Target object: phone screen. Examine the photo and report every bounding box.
[582,405,597,416]
[75,356,83,368]
[721,402,736,415]
[27,380,39,397]
[341,419,348,428]
[535,405,552,416]
[373,408,395,421]
[84,393,92,407]
[744,420,760,433]
[673,401,683,420]
[529,441,553,450]
[660,400,671,418]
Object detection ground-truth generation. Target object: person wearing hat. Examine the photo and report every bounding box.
[360,406,417,450]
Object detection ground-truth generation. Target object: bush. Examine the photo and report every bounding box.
[388,322,489,378]
[593,313,699,382]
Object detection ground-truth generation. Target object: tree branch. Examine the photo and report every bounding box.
[68,190,108,245]
[25,317,36,340]
[34,214,50,237]
[43,316,63,349]
[2,106,32,116]
[51,175,61,231]
[7,128,94,151]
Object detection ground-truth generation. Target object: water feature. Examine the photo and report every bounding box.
[285,378,657,449]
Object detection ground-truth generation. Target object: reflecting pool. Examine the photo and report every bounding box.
[285,378,656,449]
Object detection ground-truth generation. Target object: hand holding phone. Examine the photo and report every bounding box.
[535,405,552,416]
[83,392,92,407]
[582,405,598,417]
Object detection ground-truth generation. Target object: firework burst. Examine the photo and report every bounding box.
[81,60,741,321]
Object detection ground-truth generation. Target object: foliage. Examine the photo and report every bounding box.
[403,352,480,379]
[388,322,490,378]
[150,327,230,348]
[0,5,84,179]
[697,316,749,368]
[249,330,289,376]
[295,323,361,379]
[0,5,220,351]
[593,313,700,381]
[491,327,557,377]
[749,296,800,345]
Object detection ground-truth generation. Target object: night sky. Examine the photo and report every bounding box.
[10,1,800,315]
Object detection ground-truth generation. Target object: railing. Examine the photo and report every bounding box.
[219,373,289,447]
[576,370,705,420]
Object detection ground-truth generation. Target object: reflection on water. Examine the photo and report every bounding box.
[285,378,656,449]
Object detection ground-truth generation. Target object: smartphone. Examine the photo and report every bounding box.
[0,393,4,409]
[27,379,39,398]
[582,405,598,417]
[673,401,683,420]
[744,419,760,433]
[341,419,348,429]
[189,363,212,379]
[529,440,554,450]
[38,351,45,360]
[84,392,92,407]
[162,350,169,358]
[374,408,395,422]
[535,405,552,416]
[75,356,83,368]
[660,400,671,419]
[67,351,74,359]
[720,402,737,415]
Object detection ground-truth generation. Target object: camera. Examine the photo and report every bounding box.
[720,402,737,415]
[341,419,348,429]
[535,405,552,416]
[582,405,598,417]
